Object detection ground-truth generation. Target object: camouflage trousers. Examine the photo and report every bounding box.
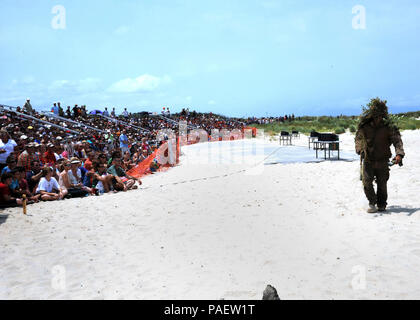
[362,160,390,207]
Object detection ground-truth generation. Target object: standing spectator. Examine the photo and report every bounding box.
[23,98,33,114]
[111,107,116,117]
[58,102,64,117]
[81,105,87,118]
[0,129,17,172]
[122,108,129,118]
[119,129,129,155]
[103,107,109,117]
[52,103,58,115]
[72,105,79,118]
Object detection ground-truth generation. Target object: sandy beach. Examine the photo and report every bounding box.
[1,130,420,300]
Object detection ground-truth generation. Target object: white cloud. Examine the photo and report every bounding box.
[108,74,171,93]
[295,18,307,32]
[113,25,130,35]
[78,78,102,92]
[49,78,102,93]
[50,80,70,90]
[22,75,35,84]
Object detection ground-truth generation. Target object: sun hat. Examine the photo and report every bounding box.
[70,157,81,164]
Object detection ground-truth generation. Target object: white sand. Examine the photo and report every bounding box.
[1,130,420,299]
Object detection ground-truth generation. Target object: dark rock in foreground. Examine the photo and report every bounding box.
[262,284,280,300]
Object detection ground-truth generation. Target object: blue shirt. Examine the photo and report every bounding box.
[1,166,11,175]
[10,178,19,191]
[119,134,128,148]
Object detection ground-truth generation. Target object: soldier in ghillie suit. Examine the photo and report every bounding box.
[355,98,405,213]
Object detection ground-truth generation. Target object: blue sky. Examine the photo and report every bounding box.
[0,0,419,117]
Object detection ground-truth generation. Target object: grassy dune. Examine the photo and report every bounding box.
[251,112,420,136]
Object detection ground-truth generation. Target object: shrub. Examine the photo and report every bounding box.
[334,127,345,134]
[349,125,356,133]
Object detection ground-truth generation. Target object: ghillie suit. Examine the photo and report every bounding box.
[355,98,405,209]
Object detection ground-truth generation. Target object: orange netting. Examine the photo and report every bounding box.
[127,128,257,179]
[126,149,159,179]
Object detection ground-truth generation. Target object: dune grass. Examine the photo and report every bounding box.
[251,112,420,136]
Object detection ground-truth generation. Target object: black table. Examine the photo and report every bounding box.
[313,140,340,159]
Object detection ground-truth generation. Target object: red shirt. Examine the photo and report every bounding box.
[84,158,93,171]
[43,151,56,165]
[0,182,11,202]
[19,178,29,191]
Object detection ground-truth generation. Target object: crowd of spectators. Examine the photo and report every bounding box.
[245,114,296,125]
[0,100,246,208]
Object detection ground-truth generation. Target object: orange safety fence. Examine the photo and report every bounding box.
[127,128,257,179]
[244,126,257,137]
[126,148,158,179]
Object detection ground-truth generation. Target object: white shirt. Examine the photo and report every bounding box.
[54,153,63,161]
[0,139,17,163]
[36,177,60,193]
[68,169,82,185]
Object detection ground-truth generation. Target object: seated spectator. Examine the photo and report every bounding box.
[59,160,89,198]
[93,162,115,194]
[0,172,23,207]
[16,166,40,202]
[107,150,121,166]
[107,158,141,190]
[36,167,67,201]
[149,158,160,173]
[43,143,56,166]
[17,143,34,171]
[9,167,21,197]
[0,128,17,172]
[122,151,134,170]
[68,158,94,195]
[26,160,43,194]
[84,152,94,171]
[97,153,108,166]
[1,155,16,175]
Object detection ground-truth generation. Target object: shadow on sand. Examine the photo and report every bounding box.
[380,206,420,216]
[0,214,9,226]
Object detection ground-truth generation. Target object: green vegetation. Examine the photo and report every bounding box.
[251,111,420,136]
[334,127,346,134]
